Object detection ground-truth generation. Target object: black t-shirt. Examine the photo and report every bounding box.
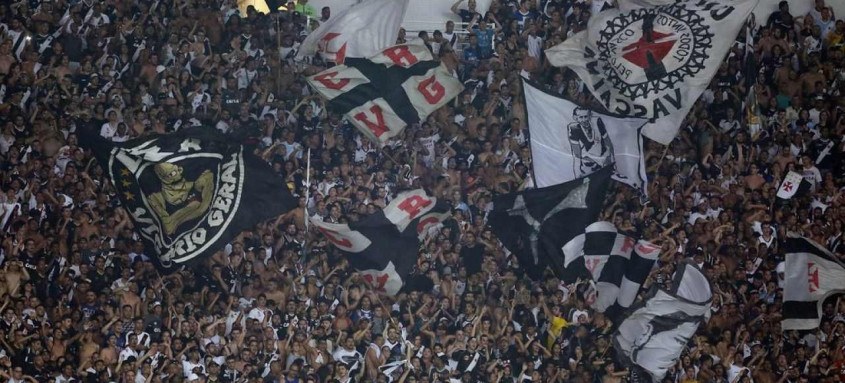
[223,89,241,112]
[459,9,482,23]
[461,244,484,275]
[767,10,794,34]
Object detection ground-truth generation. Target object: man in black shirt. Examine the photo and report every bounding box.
[768,1,794,35]
[451,0,482,23]
[222,78,242,114]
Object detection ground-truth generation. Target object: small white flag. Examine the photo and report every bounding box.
[777,171,805,199]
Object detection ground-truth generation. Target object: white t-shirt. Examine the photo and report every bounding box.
[235,68,257,90]
[118,347,139,363]
[182,359,205,377]
[100,122,118,140]
[526,34,543,58]
[803,166,822,189]
[247,307,271,323]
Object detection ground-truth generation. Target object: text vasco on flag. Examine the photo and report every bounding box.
[307,44,463,144]
[311,189,450,295]
[545,0,758,145]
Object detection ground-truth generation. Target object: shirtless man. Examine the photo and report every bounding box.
[79,331,101,364]
[2,260,29,298]
[0,40,14,75]
[99,334,119,366]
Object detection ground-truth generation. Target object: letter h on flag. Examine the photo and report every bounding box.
[307,44,464,145]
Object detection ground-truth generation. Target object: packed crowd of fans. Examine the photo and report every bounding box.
[0,0,844,382]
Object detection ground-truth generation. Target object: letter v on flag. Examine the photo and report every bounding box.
[307,44,463,145]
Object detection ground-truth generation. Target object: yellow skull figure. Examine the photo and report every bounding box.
[148,162,214,235]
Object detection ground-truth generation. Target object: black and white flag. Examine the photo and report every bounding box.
[295,0,409,63]
[614,261,711,382]
[563,221,660,312]
[777,171,811,200]
[80,127,298,270]
[307,44,463,144]
[311,189,450,295]
[488,166,613,280]
[380,359,410,383]
[545,0,758,145]
[523,80,648,192]
[782,235,845,330]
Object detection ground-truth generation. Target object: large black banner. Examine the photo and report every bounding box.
[81,127,297,269]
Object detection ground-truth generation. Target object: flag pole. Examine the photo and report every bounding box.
[382,149,403,170]
[305,147,311,231]
[302,148,311,262]
[276,14,283,97]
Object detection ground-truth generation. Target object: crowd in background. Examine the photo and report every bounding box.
[0,0,844,382]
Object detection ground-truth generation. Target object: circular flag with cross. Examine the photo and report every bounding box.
[596,5,713,100]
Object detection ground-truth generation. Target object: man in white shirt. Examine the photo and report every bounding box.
[235,58,258,90]
[247,294,272,324]
[524,24,543,59]
[182,349,206,378]
[801,156,823,190]
[688,201,710,225]
[333,337,363,372]
[125,318,152,348]
[281,130,303,160]
[118,336,142,363]
[100,110,121,140]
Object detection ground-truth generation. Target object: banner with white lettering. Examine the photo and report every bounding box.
[79,126,297,270]
[312,189,451,295]
[307,44,463,145]
[545,0,758,145]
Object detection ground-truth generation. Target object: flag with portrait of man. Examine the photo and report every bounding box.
[523,80,648,192]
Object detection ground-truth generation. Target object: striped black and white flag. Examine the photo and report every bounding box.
[783,234,845,330]
[563,221,660,312]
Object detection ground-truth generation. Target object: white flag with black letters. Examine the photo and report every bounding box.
[523,80,648,192]
[544,0,758,145]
